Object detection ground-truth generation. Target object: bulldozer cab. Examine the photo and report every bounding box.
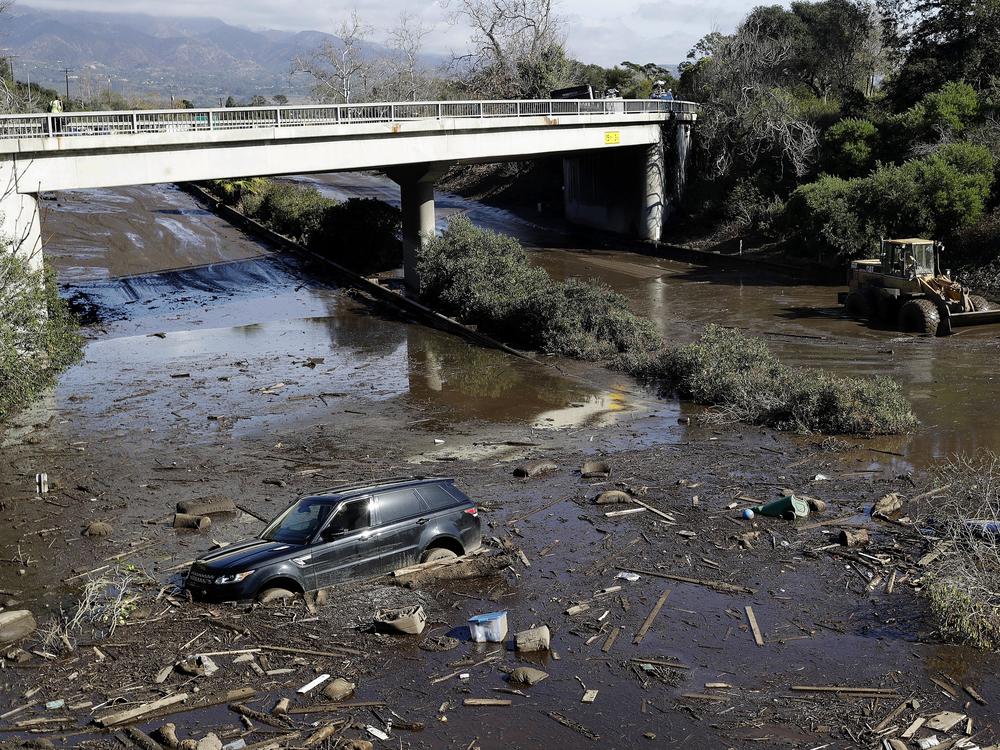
[881,239,936,279]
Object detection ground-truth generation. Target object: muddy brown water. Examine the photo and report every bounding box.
[296,172,1000,472]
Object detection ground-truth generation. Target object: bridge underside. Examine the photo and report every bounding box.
[1,112,693,290]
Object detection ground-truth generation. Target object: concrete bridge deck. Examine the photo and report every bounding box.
[0,98,697,288]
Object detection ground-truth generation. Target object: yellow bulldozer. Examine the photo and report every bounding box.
[838,238,998,335]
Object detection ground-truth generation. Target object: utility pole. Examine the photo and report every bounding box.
[61,67,72,103]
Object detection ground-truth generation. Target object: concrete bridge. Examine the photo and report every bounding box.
[0,98,697,288]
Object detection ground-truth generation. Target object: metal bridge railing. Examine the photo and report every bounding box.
[0,98,698,142]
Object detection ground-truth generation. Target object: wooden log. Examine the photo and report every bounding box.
[621,568,754,595]
[463,698,511,706]
[172,513,211,530]
[790,685,898,695]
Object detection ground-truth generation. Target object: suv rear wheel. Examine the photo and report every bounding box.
[421,548,458,564]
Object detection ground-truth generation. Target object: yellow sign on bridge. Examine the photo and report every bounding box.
[604,131,621,145]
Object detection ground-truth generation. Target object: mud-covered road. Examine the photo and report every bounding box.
[0,178,997,749]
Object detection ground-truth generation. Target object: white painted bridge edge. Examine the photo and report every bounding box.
[0,98,698,144]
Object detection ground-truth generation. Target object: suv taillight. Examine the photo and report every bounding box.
[464,507,478,517]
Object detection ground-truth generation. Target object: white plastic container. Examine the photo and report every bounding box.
[468,611,508,643]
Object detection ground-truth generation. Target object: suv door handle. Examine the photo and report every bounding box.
[415,518,429,526]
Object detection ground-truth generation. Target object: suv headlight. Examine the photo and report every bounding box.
[215,570,255,584]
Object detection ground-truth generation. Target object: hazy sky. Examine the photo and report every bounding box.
[19,0,761,66]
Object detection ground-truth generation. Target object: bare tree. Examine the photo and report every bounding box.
[293,10,378,104]
[385,12,433,102]
[686,20,819,178]
[448,0,568,99]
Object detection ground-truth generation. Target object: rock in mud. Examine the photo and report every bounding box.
[510,666,549,686]
[173,513,212,530]
[420,635,460,652]
[513,460,558,479]
[595,490,631,505]
[82,521,113,537]
[581,460,611,478]
[176,495,238,516]
[153,723,180,749]
[839,529,870,547]
[195,734,222,750]
[321,677,356,701]
[341,741,373,750]
[0,610,36,644]
[515,625,550,652]
[872,492,903,519]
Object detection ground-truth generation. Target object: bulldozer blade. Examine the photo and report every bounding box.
[948,309,1000,328]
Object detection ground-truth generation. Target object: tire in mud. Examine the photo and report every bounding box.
[899,299,941,335]
[969,295,993,312]
[258,587,297,605]
[844,291,870,319]
[420,547,458,564]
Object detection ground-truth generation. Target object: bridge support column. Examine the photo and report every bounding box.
[390,163,450,293]
[641,140,665,243]
[0,160,43,275]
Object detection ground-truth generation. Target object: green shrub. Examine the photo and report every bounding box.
[922,81,979,135]
[822,118,879,177]
[254,182,331,244]
[306,198,402,275]
[417,216,661,361]
[1,253,82,423]
[784,143,995,259]
[637,325,916,435]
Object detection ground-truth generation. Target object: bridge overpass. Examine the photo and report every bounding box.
[0,98,697,289]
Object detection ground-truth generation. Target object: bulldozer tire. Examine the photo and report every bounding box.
[876,295,900,324]
[899,299,941,335]
[969,294,993,312]
[845,291,869,319]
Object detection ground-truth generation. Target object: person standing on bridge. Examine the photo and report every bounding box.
[49,96,64,134]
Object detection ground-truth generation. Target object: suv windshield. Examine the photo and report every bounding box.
[261,497,336,544]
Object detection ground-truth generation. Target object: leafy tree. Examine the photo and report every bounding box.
[823,118,880,175]
[273,94,288,106]
[248,95,269,107]
[884,0,1000,108]
[922,81,979,134]
[224,95,237,108]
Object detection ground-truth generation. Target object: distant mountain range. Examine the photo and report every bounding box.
[1,5,430,105]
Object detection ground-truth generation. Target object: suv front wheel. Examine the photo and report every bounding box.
[421,548,458,564]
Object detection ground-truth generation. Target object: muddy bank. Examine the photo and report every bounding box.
[1,430,997,749]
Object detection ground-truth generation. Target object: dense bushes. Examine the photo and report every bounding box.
[417,216,661,361]
[784,142,996,259]
[306,199,401,275]
[634,325,917,435]
[208,179,401,275]
[1,253,82,423]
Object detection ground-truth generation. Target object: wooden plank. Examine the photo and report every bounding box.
[604,507,647,518]
[96,693,188,727]
[633,590,671,644]
[463,698,511,707]
[601,626,621,654]
[255,643,363,658]
[627,499,675,522]
[628,657,689,670]
[901,717,925,739]
[873,699,911,733]
[745,605,764,647]
[581,689,598,703]
[288,702,385,714]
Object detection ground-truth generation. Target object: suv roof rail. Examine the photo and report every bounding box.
[307,475,453,498]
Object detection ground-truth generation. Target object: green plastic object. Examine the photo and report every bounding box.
[754,494,810,520]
